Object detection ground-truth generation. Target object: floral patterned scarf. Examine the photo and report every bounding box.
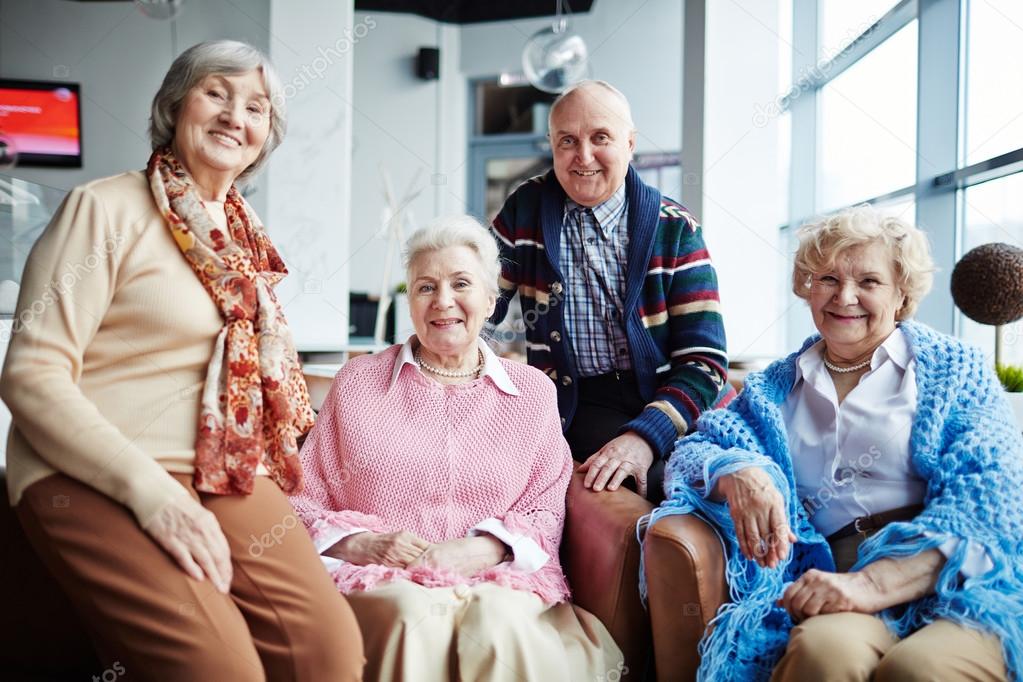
[147,147,314,495]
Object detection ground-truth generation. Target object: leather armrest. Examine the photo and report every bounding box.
[563,470,654,678]
[643,513,728,682]
[0,474,99,677]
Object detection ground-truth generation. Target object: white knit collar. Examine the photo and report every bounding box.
[389,336,520,395]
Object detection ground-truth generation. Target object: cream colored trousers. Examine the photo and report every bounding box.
[346,580,624,682]
[771,612,1007,681]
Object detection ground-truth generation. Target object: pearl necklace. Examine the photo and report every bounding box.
[415,348,484,378]
[823,355,871,373]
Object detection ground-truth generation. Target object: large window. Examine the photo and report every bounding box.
[817,22,918,211]
[963,1,1023,165]
[818,0,900,57]
[782,0,1023,360]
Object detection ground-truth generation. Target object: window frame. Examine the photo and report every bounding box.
[781,0,1023,346]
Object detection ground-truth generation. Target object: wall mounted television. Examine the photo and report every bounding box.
[0,79,82,168]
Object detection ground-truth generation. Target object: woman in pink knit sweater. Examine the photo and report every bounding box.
[290,216,622,681]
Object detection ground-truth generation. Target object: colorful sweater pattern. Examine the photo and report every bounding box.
[490,166,734,457]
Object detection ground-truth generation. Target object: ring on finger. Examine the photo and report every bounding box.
[755,538,769,556]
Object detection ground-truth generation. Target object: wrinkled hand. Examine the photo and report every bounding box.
[717,467,796,569]
[327,530,430,568]
[145,496,233,594]
[578,432,655,497]
[778,569,881,622]
[407,536,507,577]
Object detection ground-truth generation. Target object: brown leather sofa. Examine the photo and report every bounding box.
[0,473,100,680]
[565,471,730,682]
[642,513,728,680]
[562,471,654,678]
[1,468,726,681]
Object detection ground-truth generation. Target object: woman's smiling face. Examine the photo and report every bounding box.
[407,245,496,361]
[808,241,906,359]
[172,70,270,182]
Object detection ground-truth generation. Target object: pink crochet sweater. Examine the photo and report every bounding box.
[290,345,574,604]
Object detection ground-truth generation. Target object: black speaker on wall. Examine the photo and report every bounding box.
[416,47,440,80]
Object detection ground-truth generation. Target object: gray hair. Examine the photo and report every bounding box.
[149,40,286,181]
[792,204,935,320]
[403,215,501,295]
[547,79,636,134]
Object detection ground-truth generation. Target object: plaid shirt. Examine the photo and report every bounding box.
[490,167,733,457]
[561,184,632,377]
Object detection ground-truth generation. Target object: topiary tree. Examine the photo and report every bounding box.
[951,242,1023,386]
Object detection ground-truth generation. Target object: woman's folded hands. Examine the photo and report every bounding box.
[408,536,507,575]
[779,550,945,622]
[326,530,430,567]
[327,531,507,577]
[777,569,882,622]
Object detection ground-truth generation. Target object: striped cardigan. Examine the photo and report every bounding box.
[489,166,734,458]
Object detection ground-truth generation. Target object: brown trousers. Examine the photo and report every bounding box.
[16,473,364,681]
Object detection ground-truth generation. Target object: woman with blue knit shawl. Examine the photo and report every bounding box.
[654,205,1022,681]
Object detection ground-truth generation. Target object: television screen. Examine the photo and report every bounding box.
[0,79,82,168]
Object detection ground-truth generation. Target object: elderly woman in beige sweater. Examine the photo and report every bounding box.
[1,40,363,681]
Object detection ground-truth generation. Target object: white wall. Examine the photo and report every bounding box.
[347,11,467,299]
[702,0,788,359]
[459,0,683,154]
[0,0,272,216]
[265,0,356,350]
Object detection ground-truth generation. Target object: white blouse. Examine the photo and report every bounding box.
[782,327,991,575]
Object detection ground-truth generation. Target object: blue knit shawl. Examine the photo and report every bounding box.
[650,320,1023,680]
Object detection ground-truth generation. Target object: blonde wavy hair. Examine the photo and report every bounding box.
[792,205,935,320]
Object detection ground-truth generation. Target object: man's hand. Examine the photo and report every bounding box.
[578,432,655,497]
[778,569,883,622]
[325,530,429,567]
[407,536,507,577]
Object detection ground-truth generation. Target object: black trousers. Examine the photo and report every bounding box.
[564,371,665,503]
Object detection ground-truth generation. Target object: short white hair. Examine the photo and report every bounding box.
[149,40,286,181]
[547,79,635,133]
[792,204,935,320]
[403,215,501,295]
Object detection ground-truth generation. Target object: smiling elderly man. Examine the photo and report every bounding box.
[490,80,734,501]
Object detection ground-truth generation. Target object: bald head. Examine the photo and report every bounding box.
[548,80,636,207]
[548,80,635,135]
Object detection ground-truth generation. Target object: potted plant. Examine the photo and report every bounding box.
[997,364,1023,428]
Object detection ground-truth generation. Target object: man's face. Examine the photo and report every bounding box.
[549,88,636,207]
